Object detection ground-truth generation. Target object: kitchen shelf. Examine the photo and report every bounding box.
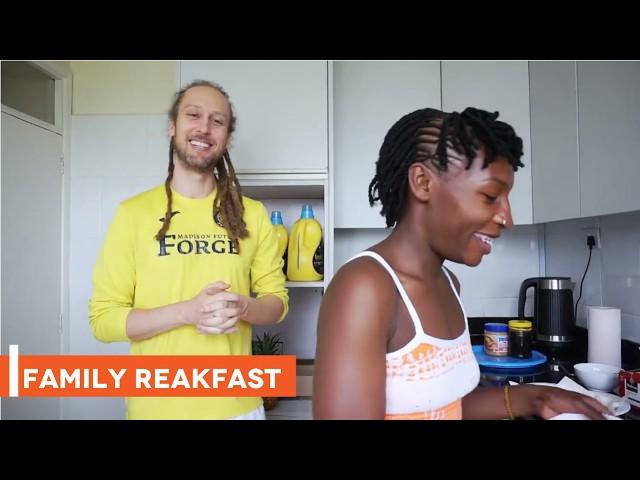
[285,281,324,288]
[242,184,324,200]
[238,173,327,200]
[236,172,330,360]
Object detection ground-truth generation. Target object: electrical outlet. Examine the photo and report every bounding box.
[583,227,601,248]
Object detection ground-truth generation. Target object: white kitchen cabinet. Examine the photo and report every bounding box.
[441,61,533,225]
[529,61,580,223]
[577,61,640,218]
[333,61,441,228]
[179,61,328,173]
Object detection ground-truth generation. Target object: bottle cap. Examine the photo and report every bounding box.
[271,211,283,225]
[301,204,314,219]
[508,320,533,330]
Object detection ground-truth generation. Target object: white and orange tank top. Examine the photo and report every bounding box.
[350,251,480,420]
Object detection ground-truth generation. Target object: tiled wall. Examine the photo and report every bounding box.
[334,224,540,318]
[67,115,167,418]
[545,211,640,343]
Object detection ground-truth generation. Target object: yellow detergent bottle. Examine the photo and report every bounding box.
[287,204,323,281]
[270,210,288,275]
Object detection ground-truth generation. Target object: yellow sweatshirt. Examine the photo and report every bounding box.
[89,184,288,419]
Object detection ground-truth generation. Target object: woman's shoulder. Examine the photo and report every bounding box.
[327,252,398,307]
[320,252,398,336]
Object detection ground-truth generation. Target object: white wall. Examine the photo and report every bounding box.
[68,115,167,419]
[334,225,540,319]
[70,61,176,115]
[545,210,640,342]
[253,289,322,360]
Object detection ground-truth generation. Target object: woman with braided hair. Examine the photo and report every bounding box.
[89,80,288,419]
[313,107,608,420]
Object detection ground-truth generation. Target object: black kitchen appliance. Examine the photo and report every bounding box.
[518,277,575,346]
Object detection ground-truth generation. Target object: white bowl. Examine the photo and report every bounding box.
[573,363,620,392]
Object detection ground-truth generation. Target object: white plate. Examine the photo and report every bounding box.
[529,382,630,416]
[589,391,631,416]
[549,413,622,420]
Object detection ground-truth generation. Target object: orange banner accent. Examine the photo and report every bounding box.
[0,356,8,397]
[0,355,296,397]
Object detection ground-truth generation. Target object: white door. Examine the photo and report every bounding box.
[1,112,63,419]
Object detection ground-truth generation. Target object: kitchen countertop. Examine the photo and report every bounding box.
[468,317,640,420]
[267,318,640,420]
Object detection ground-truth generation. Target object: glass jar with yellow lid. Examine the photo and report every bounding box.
[508,320,533,359]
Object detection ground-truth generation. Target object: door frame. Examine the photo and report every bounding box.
[1,61,72,419]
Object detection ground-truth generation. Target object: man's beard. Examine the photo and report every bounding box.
[174,140,223,173]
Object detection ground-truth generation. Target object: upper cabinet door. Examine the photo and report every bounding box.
[180,61,328,173]
[333,61,441,229]
[578,61,640,218]
[529,61,580,223]
[441,61,533,225]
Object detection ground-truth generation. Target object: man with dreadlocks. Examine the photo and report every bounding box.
[89,81,288,420]
[313,107,608,420]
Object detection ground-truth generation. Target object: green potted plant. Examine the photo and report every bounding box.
[252,331,283,411]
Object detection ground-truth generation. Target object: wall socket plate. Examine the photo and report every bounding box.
[583,227,602,248]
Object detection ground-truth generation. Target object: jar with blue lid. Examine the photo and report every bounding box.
[484,323,509,356]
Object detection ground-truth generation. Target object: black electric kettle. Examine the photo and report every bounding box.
[517,277,576,345]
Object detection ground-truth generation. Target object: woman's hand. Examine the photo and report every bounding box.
[518,384,610,420]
